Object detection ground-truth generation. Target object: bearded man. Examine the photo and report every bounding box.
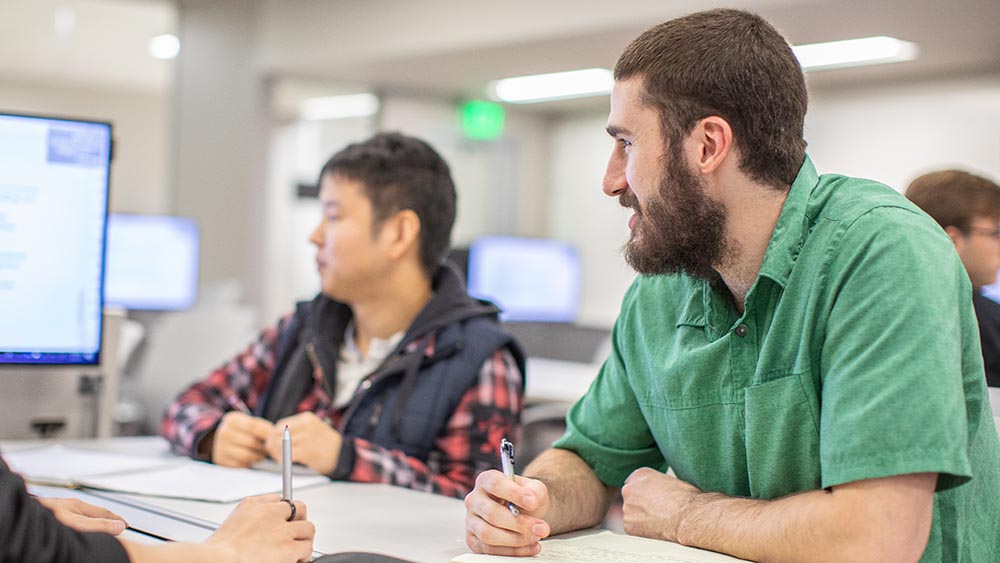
[463,8,1000,563]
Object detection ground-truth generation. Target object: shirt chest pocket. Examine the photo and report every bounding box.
[744,373,822,498]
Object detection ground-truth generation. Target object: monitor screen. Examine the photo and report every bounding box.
[982,272,1000,304]
[0,112,112,365]
[467,236,581,322]
[105,214,199,311]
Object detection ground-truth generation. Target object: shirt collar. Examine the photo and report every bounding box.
[755,154,819,288]
[676,154,819,329]
[342,320,405,362]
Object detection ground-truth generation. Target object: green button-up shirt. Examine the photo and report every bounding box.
[555,155,1000,562]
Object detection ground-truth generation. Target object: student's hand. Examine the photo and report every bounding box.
[265,412,342,475]
[464,469,552,556]
[621,467,701,542]
[204,494,314,563]
[212,411,275,468]
[37,497,128,535]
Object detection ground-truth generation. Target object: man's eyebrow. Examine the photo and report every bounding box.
[606,125,630,138]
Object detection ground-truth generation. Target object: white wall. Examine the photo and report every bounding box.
[262,115,375,323]
[549,113,635,328]
[173,0,272,310]
[546,73,1000,327]
[805,75,1000,192]
[378,95,553,243]
[0,80,171,214]
[261,93,557,323]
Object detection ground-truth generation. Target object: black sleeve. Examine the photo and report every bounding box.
[973,292,1000,387]
[0,457,131,563]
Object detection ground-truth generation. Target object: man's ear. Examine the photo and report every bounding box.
[690,116,734,175]
[943,225,965,248]
[381,209,422,261]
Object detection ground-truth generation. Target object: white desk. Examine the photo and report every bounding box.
[4,437,469,562]
[110,480,469,560]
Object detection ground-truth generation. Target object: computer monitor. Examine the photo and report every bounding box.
[104,214,199,311]
[982,272,1000,304]
[466,236,581,323]
[0,112,112,365]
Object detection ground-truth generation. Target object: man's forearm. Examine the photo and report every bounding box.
[676,473,935,563]
[121,539,234,563]
[524,448,616,535]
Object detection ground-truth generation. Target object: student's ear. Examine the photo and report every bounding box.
[943,225,965,248]
[381,209,421,261]
[691,116,734,175]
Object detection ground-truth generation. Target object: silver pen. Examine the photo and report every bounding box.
[282,425,292,501]
[500,438,519,516]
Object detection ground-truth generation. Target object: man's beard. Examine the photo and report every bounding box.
[621,152,728,279]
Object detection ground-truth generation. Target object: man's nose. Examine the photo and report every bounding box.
[603,154,628,197]
[308,223,323,246]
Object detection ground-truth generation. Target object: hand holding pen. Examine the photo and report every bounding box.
[463,438,553,556]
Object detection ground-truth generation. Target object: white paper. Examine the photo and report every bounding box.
[3,444,328,503]
[452,530,753,563]
[3,445,173,486]
[77,460,329,503]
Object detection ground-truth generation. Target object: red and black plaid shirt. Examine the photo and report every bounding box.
[161,313,523,499]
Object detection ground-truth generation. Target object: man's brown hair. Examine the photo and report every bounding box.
[906,169,1000,230]
[614,9,808,187]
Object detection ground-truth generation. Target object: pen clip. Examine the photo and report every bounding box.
[499,439,520,516]
[500,439,516,474]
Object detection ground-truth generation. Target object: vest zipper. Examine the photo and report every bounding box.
[368,403,384,430]
[304,341,334,400]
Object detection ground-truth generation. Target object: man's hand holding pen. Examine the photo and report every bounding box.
[464,440,553,557]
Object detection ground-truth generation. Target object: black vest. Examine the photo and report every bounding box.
[256,269,526,466]
[338,316,521,459]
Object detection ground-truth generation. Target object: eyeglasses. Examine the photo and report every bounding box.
[966,227,1000,240]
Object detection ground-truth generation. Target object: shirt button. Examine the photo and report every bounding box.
[735,324,749,337]
[360,380,372,390]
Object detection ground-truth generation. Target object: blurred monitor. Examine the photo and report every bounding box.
[982,273,1000,304]
[104,213,199,311]
[0,112,112,365]
[467,236,581,322]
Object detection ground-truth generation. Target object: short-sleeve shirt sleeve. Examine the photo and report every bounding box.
[553,282,666,486]
[817,206,975,490]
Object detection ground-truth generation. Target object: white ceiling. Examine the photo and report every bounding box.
[0,0,176,92]
[3,0,1000,112]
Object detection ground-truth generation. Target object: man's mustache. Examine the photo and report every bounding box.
[619,191,640,213]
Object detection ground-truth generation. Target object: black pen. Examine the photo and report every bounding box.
[500,438,519,516]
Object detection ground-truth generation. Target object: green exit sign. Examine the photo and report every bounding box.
[459,100,505,140]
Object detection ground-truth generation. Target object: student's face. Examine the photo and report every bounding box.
[953,216,1000,288]
[602,77,728,278]
[309,174,391,302]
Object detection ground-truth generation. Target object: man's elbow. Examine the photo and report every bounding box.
[838,535,929,563]
[835,511,932,563]
[825,473,936,563]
